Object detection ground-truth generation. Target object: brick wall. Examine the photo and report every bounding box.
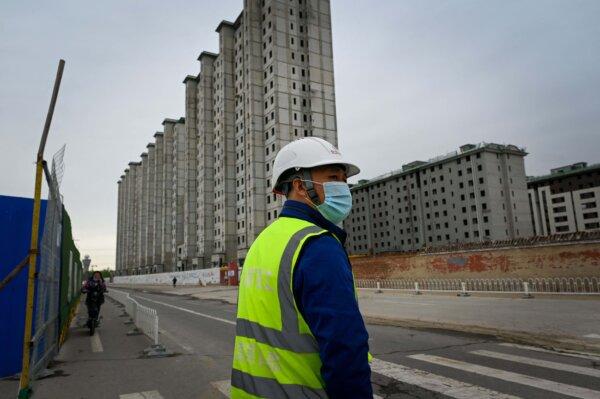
[351,241,600,279]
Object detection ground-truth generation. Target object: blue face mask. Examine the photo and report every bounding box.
[313,181,353,224]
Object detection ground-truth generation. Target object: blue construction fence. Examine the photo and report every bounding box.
[0,195,82,378]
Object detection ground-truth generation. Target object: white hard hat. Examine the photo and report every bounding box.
[272,137,360,193]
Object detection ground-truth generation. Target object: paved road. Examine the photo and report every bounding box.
[124,287,600,398]
[4,288,598,398]
[114,284,600,351]
[358,290,600,343]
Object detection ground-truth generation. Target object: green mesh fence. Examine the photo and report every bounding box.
[59,207,82,345]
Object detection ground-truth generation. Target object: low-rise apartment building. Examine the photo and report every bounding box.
[344,143,534,255]
[528,162,600,235]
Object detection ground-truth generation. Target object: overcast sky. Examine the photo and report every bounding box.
[1,0,599,269]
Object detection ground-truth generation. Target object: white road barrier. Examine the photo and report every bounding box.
[357,277,600,295]
[108,289,131,305]
[107,289,168,355]
[134,303,159,346]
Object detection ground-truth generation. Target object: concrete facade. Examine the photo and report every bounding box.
[145,143,156,270]
[172,119,186,270]
[195,53,217,269]
[183,77,199,270]
[115,178,124,272]
[161,120,175,272]
[528,162,600,235]
[128,163,140,270]
[212,22,238,267]
[138,153,148,269]
[153,133,164,269]
[115,0,338,274]
[344,143,534,255]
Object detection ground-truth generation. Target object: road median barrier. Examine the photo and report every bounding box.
[107,289,174,358]
[357,276,600,296]
[457,282,471,297]
[522,282,534,299]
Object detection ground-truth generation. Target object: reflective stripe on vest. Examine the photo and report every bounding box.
[232,220,329,398]
[231,369,327,399]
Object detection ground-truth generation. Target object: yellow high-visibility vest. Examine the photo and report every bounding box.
[231,216,329,398]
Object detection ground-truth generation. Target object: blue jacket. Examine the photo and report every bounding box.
[281,200,372,398]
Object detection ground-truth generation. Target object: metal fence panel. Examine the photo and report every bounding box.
[356,276,600,294]
[108,289,160,346]
[30,147,65,378]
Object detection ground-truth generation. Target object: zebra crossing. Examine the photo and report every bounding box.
[212,342,600,398]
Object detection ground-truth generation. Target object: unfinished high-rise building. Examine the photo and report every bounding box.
[115,0,338,274]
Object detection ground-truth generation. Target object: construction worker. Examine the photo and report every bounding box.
[231,137,372,398]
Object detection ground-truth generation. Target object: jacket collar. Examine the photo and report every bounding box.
[279,200,347,245]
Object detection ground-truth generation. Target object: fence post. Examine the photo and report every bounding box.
[376,281,382,294]
[133,301,138,325]
[457,281,470,297]
[154,314,159,346]
[414,282,421,295]
[126,301,142,336]
[142,311,172,358]
[522,282,534,299]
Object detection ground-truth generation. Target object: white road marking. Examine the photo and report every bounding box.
[119,390,164,399]
[498,343,600,362]
[409,354,600,399]
[180,343,194,353]
[370,358,520,399]
[90,333,103,353]
[211,380,231,397]
[211,375,396,399]
[373,298,433,305]
[158,328,194,354]
[584,333,600,339]
[135,295,236,325]
[471,350,600,378]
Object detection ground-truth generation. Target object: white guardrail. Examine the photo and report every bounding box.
[107,289,169,356]
[356,277,600,295]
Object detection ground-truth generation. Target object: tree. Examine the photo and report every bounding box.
[99,268,112,279]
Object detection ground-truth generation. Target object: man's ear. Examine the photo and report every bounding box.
[292,178,306,196]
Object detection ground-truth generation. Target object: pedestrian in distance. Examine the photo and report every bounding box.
[231,137,372,398]
[172,276,177,288]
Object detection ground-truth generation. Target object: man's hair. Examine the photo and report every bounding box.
[278,168,304,196]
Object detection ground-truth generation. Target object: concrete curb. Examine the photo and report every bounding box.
[190,294,237,304]
[363,315,600,356]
